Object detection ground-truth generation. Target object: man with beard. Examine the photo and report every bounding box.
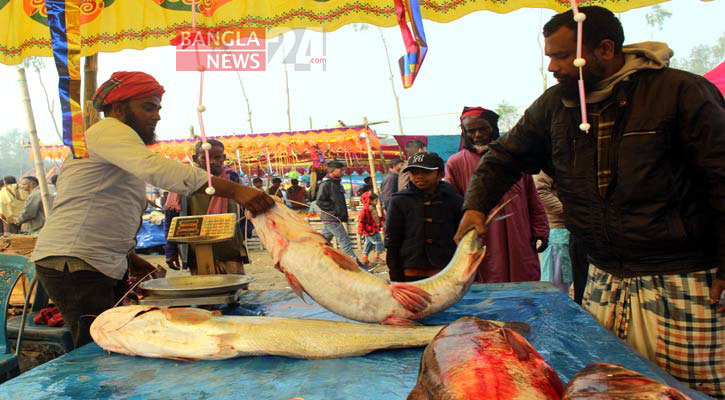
[454,7,725,397]
[31,71,274,348]
[445,107,549,283]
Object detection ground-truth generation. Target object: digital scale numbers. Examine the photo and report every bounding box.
[168,214,235,242]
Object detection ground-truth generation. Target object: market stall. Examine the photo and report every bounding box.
[0,282,706,399]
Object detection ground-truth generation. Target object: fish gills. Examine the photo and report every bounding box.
[562,363,692,400]
[408,317,563,400]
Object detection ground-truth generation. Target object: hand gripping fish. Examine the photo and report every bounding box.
[563,363,691,400]
[249,199,513,325]
[90,305,445,361]
[408,317,563,400]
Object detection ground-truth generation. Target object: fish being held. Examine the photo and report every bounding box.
[562,363,691,400]
[407,317,563,400]
[248,199,512,325]
[90,305,445,360]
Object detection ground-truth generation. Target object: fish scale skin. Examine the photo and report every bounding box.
[249,204,484,323]
[562,363,692,400]
[408,317,563,400]
[90,306,445,360]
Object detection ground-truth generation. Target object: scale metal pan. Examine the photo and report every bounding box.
[139,275,255,297]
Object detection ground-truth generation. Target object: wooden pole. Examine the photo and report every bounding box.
[378,28,404,135]
[235,149,243,176]
[83,54,99,128]
[17,67,52,217]
[362,117,384,219]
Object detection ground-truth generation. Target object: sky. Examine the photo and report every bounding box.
[0,0,723,145]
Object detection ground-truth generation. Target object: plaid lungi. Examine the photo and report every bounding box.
[583,265,724,398]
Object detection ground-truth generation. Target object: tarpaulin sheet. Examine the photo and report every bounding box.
[0,282,708,400]
[135,220,167,250]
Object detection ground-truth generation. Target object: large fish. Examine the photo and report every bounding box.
[562,363,691,400]
[90,305,445,360]
[248,200,511,325]
[407,317,563,400]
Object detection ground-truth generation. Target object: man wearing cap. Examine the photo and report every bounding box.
[316,160,361,265]
[445,106,549,283]
[386,152,463,281]
[31,71,274,347]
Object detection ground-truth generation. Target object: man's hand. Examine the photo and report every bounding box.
[710,278,725,313]
[532,237,549,253]
[235,186,275,216]
[454,210,488,244]
[166,255,182,271]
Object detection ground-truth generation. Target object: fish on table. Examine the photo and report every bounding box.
[562,363,692,400]
[407,317,564,400]
[90,305,445,361]
[248,199,513,325]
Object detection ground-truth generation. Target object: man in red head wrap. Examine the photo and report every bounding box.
[444,106,549,283]
[31,71,275,348]
[91,71,166,145]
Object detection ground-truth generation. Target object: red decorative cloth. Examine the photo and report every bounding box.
[92,71,165,111]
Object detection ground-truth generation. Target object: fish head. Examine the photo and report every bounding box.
[246,202,327,261]
[90,306,161,353]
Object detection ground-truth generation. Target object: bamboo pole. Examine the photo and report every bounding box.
[235,149,243,175]
[362,117,383,219]
[234,71,254,133]
[378,28,404,135]
[17,67,52,216]
[282,40,292,131]
[83,54,100,128]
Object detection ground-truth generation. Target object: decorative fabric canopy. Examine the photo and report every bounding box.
[0,0,667,66]
[38,127,401,174]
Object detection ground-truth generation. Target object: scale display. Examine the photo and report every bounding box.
[167,213,236,244]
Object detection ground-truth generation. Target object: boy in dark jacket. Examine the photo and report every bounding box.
[385,152,464,281]
[316,160,361,264]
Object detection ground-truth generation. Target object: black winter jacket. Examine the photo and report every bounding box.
[316,176,349,222]
[385,181,464,280]
[464,68,725,279]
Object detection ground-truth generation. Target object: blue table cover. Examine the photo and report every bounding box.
[0,282,709,400]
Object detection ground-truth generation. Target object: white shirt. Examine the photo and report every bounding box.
[32,118,208,279]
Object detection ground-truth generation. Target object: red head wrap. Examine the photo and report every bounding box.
[459,106,500,152]
[92,71,165,111]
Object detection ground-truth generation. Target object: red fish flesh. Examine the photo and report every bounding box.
[408,317,563,400]
[563,363,691,399]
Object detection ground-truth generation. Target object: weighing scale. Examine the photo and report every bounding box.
[138,275,254,307]
[143,213,252,307]
[166,213,237,275]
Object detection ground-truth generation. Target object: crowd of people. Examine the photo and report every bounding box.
[1,5,721,397]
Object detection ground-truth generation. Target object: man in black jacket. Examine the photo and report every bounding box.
[454,7,724,397]
[386,152,463,281]
[316,161,359,262]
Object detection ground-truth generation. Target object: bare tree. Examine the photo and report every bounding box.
[234,71,254,133]
[645,5,672,32]
[671,32,725,75]
[352,24,404,135]
[494,101,522,133]
[22,58,63,142]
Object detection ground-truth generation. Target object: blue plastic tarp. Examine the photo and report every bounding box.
[135,220,166,250]
[0,282,709,400]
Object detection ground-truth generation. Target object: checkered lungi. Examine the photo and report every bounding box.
[583,265,724,398]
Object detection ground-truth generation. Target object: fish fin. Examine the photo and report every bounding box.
[322,246,360,271]
[383,315,421,326]
[406,383,430,400]
[487,320,531,335]
[502,329,534,362]
[284,270,309,304]
[466,246,486,280]
[274,261,283,272]
[391,284,432,314]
